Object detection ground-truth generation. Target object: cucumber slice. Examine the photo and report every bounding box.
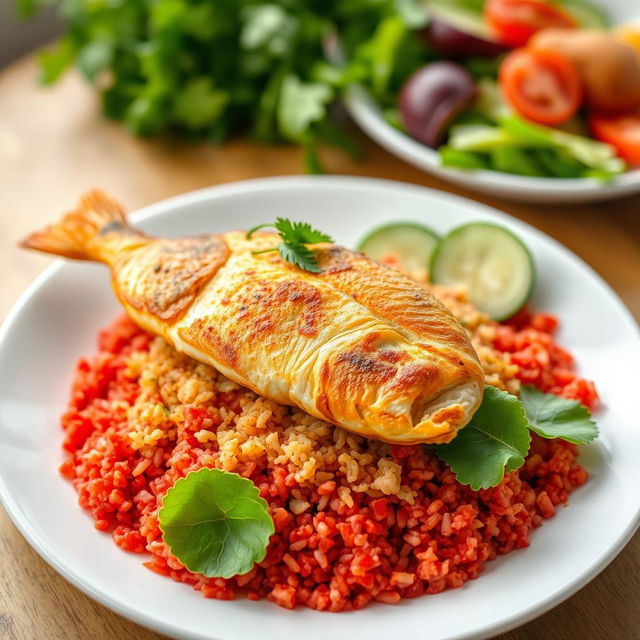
[357,222,440,272]
[430,222,535,321]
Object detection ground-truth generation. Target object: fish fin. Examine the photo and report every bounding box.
[20,190,134,262]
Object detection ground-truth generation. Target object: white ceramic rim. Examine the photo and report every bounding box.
[0,176,638,640]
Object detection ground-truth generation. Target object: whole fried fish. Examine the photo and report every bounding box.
[21,191,484,444]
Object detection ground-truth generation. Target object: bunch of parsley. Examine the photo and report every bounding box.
[16,0,428,170]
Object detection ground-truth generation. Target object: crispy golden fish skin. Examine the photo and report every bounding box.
[21,191,485,444]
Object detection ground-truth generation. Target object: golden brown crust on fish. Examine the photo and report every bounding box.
[114,235,230,322]
[317,246,477,358]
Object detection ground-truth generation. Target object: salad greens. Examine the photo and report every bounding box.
[441,80,625,179]
[436,384,599,490]
[159,468,274,578]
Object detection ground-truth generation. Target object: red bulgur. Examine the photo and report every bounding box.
[59,304,595,612]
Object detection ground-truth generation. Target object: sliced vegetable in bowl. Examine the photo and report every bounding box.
[484,0,578,47]
[399,61,478,148]
[439,78,626,178]
[589,111,640,166]
[498,47,583,125]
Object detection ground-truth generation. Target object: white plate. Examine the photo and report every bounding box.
[345,1,640,203]
[0,176,639,640]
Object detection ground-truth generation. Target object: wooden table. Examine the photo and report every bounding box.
[1,54,639,640]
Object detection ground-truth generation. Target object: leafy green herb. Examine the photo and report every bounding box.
[26,0,415,171]
[434,384,600,489]
[435,386,531,491]
[172,78,229,130]
[520,385,599,444]
[247,218,333,273]
[277,75,334,143]
[159,468,274,579]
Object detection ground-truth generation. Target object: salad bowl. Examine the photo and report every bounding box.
[345,0,640,203]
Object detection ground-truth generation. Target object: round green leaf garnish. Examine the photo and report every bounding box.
[159,468,274,579]
[435,385,531,491]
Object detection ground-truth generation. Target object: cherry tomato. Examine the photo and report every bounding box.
[499,48,582,125]
[484,0,577,48]
[589,112,640,166]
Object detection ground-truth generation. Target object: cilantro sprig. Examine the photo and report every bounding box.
[520,385,599,444]
[159,468,274,579]
[247,218,333,273]
[435,385,599,490]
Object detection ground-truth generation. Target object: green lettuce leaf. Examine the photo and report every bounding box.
[500,115,626,174]
[159,468,274,579]
[520,385,599,444]
[435,386,531,490]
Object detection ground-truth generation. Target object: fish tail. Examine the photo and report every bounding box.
[20,190,138,262]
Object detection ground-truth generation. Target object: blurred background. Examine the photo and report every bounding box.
[0,2,638,639]
[0,1,59,67]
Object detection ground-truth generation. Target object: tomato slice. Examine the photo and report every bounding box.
[589,112,640,166]
[485,0,577,48]
[499,48,582,125]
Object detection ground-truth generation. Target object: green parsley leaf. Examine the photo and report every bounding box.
[241,5,297,56]
[77,40,113,82]
[278,241,321,273]
[520,385,599,444]
[171,78,229,131]
[159,468,274,579]
[39,36,77,85]
[274,218,333,245]
[246,218,333,273]
[435,386,531,490]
